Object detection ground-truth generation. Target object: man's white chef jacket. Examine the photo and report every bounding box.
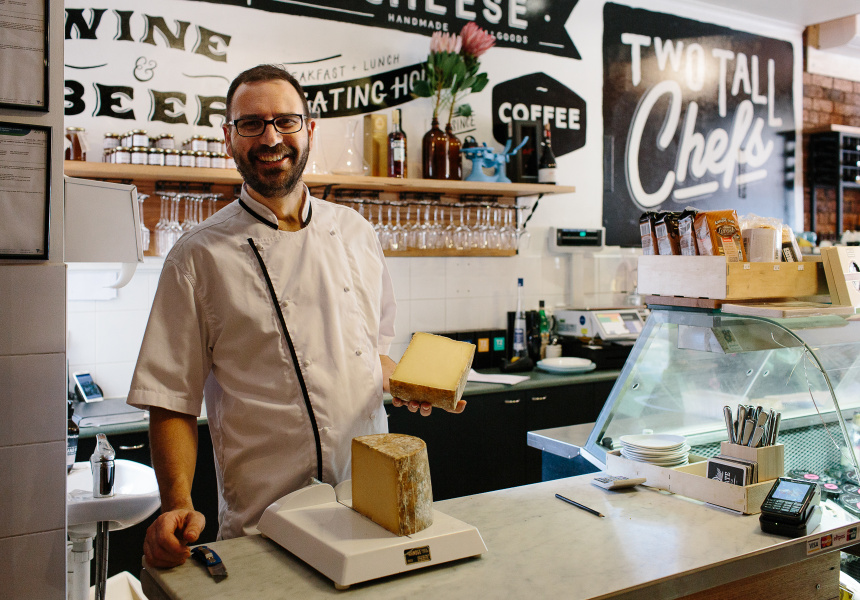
[128,186,396,539]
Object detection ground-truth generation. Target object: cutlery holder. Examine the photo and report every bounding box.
[720,442,785,483]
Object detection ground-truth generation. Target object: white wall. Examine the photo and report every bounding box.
[0,0,68,596]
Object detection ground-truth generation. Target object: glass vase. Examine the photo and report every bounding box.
[332,117,369,176]
[445,123,462,181]
[303,110,329,175]
[422,117,449,179]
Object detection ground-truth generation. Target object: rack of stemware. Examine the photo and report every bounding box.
[64,161,576,257]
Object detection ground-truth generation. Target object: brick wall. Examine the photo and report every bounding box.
[803,72,860,240]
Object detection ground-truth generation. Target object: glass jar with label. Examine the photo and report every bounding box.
[226,155,236,170]
[131,147,149,165]
[130,129,149,148]
[189,135,208,152]
[210,152,227,169]
[102,133,120,161]
[207,138,222,154]
[164,149,180,167]
[194,151,211,168]
[148,147,165,166]
[114,147,131,164]
[64,127,87,161]
[156,134,175,150]
[179,150,195,168]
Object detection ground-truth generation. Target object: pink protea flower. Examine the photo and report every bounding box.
[460,22,495,58]
[430,31,462,54]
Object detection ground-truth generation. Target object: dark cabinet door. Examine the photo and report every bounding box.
[525,382,614,482]
[387,392,527,501]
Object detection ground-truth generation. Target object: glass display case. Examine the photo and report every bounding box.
[583,307,860,513]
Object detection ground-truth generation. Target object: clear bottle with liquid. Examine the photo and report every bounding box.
[513,278,528,360]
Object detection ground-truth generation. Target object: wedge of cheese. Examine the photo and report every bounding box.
[389,332,476,411]
[351,434,433,535]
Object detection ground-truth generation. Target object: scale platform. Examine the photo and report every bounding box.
[257,481,487,589]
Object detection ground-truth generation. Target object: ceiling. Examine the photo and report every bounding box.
[685,0,860,27]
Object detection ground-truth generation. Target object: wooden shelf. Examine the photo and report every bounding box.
[64,161,564,258]
[63,161,575,198]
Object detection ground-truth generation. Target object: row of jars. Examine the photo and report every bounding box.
[103,131,227,154]
[104,146,235,169]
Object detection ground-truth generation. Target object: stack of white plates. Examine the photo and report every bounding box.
[536,357,596,374]
[619,434,690,467]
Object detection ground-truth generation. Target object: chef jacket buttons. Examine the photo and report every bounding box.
[355,349,362,356]
[303,359,311,367]
[329,230,336,236]
[280,300,289,308]
[344,286,350,293]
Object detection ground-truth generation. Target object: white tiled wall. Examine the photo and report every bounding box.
[66,228,571,399]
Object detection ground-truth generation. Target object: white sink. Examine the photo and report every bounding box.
[67,459,161,537]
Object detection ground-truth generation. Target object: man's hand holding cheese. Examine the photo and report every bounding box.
[388,333,475,416]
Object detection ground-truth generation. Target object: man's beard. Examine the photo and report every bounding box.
[233,142,310,198]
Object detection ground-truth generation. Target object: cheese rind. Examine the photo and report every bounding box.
[351,434,433,536]
[389,332,476,411]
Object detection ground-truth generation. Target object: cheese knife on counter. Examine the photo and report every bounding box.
[724,404,781,447]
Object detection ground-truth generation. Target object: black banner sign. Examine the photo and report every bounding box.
[303,62,426,118]
[491,72,586,158]
[186,0,581,60]
[602,3,795,247]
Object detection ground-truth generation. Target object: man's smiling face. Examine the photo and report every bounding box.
[224,79,313,199]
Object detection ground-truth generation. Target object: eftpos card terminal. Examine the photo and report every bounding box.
[759,477,822,537]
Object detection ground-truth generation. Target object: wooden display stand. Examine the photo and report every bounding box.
[638,255,826,303]
[606,443,784,514]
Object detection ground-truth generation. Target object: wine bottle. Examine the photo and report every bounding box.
[538,122,557,184]
[513,278,528,360]
[388,108,407,178]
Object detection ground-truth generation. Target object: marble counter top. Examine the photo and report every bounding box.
[141,474,859,600]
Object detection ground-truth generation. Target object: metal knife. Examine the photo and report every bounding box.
[749,426,765,448]
[723,406,735,443]
[755,410,769,431]
[741,419,755,446]
[191,545,228,582]
[771,412,781,445]
[737,406,747,443]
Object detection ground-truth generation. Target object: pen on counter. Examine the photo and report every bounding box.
[555,493,605,518]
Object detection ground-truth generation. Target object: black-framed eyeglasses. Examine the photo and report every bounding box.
[230,114,306,137]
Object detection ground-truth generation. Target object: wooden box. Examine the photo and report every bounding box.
[638,255,827,301]
[606,443,785,514]
[720,442,785,482]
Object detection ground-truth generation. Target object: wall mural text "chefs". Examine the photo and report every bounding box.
[186,0,582,59]
[602,3,795,247]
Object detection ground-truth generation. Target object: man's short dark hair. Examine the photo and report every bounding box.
[226,64,309,120]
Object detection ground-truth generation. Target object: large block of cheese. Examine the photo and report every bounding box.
[351,434,433,535]
[389,332,476,411]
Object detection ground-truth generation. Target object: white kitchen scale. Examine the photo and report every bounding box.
[257,481,487,589]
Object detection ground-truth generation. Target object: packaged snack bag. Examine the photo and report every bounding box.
[678,210,699,256]
[694,210,747,262]
[655,212,681,255]
[639,212,658,256]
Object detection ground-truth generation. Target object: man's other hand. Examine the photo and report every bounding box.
[391,396,466,416]
[144,508,206,568]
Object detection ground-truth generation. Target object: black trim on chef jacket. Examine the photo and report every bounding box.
[247,236,323,481]
[239,198,313,229]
